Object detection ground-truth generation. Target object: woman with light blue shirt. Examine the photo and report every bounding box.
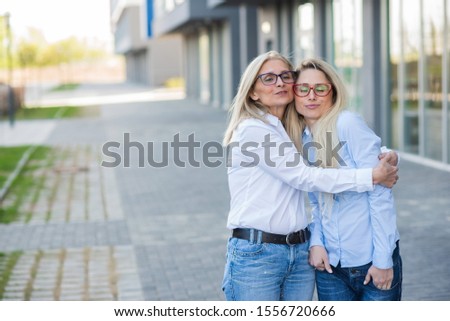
[292,58,402,300]
[221,51,399,301]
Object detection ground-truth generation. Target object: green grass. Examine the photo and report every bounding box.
[0,146,32,187]
[0,146,52,224]
[14,105,100,120]
[50,83,80,91]
[0,251,22,300]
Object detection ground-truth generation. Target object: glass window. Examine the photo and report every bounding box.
[389,0,401,150]
[295,1,315,61]
[447,0,450,163]
[199,31,210,103]
[390,0,421,154]
[390,0,448,161]
[154,0,185,17]
[423,0,444,161]
[333,0,363,113]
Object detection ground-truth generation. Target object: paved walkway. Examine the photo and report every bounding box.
[0,82,449,301]
[0,120,56,146]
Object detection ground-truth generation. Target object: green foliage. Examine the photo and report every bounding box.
[50,83,80,91]
[16,41,39,68]
[0,251,23,300]
[1,26,109,69]
[13,105,100,120]
[0,146,51,224]
[0,15,11,69]
[0,146,31,187]
[42,37,86,66]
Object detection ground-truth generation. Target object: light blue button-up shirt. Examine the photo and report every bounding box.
[306,111,400,269]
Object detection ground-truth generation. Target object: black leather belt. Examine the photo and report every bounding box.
[232,228,310,245]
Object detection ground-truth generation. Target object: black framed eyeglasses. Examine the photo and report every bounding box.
[293,83,332,97]
[256,71,297,86]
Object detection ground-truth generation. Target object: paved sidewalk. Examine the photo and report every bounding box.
[0,82,449,301]
[25,82,185,107]
[0,143,143,300]
[0,120,56,146]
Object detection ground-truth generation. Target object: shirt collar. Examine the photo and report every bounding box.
[303,126,312,138]
[257,109,280,127]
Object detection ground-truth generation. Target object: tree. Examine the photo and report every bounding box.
[0,15,6,69]
[16,41,39,84]
[5,26,111,85]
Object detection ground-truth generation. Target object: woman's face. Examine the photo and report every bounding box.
[250,59,294,116]
[294,68,333,127]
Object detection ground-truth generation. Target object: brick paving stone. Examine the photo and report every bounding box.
[2,292,25,301]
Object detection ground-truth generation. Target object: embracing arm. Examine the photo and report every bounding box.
[237,123,396,193]
[380,146,400,168]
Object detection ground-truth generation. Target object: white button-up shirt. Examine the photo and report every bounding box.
[226,112,373,235]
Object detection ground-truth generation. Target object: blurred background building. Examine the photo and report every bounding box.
[110,0,183,86]
[110,0,450,168]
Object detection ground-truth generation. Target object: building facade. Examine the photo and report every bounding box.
[123,0,450,167]
[110,0,183,86]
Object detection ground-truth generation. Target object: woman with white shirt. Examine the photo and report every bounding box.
[221,51,398,301]
[292,58,402,300]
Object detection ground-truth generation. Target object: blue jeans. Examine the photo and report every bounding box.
[316,241,402,301]
[222,235,315,301]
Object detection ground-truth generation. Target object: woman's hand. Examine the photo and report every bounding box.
[372,154,399,187]
[364,265,394,290]
[379,150,398,166]
[309,246,333,273]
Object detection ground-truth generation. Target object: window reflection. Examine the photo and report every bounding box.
[390,0,401,150]
[390,0,448,162]
[423,0,444,160]
[401,0,420,154]
[333,0,363,112]
[448,0,450,163]
[199,32,210,103]
[296,2,314,60]
[154,0,185,17]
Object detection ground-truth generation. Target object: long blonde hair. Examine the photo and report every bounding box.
[294,58,348,168]
[223,51,303,150]
[293,58,349,217]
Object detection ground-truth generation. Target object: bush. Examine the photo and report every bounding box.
[0,83,24,116]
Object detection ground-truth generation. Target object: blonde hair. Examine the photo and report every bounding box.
[294,57,348,168]
[223,51,302,150]
[293,58,349,217]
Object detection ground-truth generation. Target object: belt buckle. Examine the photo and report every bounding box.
[285,232,295,246]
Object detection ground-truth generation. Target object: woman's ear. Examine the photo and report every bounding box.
[250,91,259,101]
